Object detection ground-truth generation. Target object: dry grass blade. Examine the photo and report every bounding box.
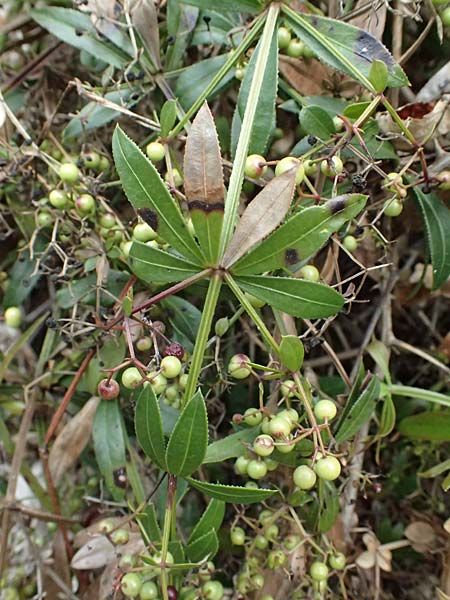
[222,168,297,268]
[183,102,224,208]
[130,0,161,70]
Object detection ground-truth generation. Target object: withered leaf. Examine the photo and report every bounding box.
[183,102,224,209]
[71,535,115,570]
[49,396,100,486]
[130,0,162,70]
[222,168,297,269]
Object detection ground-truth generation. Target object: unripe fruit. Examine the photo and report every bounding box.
[251,574,265,589]
[243,408,263,426]
[293,465,317,490]
[97,378,120,400]
[321,156,343,177]
[259,510,273,525]
[310,561,329,581]
[179,373,189,389]
[333,116,344,132]
[133,222,157,242]
[298,264,320,282]
[255,534,269,549]
[228,354,252,379]
[247,459,268,480]
[119,553,136,568]
[329,552,346,570]
[276,439,295,453]
[245,481,258,489]
[4,306,22,328]
[268,549,287,569]
[302,44,315,59]
[75,193,95,215]
[437,170,450,190]
[275,156,305,185]
[277,409,297,425]
[148,372,168,395]
[164,168,183,187]
[136,336,152,352]
[38,210,52,228]
[343,235,358,252]
[314,456,341,481]
[49,189,68,209]
[384,171,403,191]
[202,581,224,600]
[111,528,129,544]
[198,561,215,582]
[261,416,271,434]
[235,455,249,475]
[97,518,115,533]
[230,526,246,545]
[284,534,300,551]
[268,417,291,438]
[264,523,279,541]
[235,67,245,80]
[277,26,291,49]
[100,213,116,228]
[99,156,110,172]
[163,342,184,360]
[139,580,159,600]
[304,159,318,177]
[121,573,143,597]
[2,588,19,600]
[121,241,133,258]
[314,399,337,421]
[83,151,100,170]
[160,355,182,378]
[151,550,174,572]
[286,38,304,58]
[265,457,279,471]
[146,141,165,162]
[244,154,267,179]
[383,198,403,217]
[121,367,142,389]
[280,379,296,398]
[261,596,275,600]
[253,434,275,457]
[59,162,79,184]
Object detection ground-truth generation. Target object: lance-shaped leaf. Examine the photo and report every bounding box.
[334,376,380,444]
[186,529,219,562]
[130,0,162,70]
[112,127,203,264]
[222,168,297,269]
[284,7,409,90]
[165,390,208,477]
[186,478,276,503]
[234,275,344,318]
[130,242,202,284]
[188,499,225,544]
[135,385,166,469]
[232,194,367,275]
[184,103,224,264]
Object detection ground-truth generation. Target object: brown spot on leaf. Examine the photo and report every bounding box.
[355,31,394,68]
[188,200,224,213]
[285,249,299,265]
[328,197,346,214]
[138,209,159,231]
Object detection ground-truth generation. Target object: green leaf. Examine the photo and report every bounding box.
[56,270,129,309]
[181,0,262,12]
[343,101,371,120]
[188,499,225,544]
[388,385,450,408]
[175,54,235,111]
[420,459,450,479]
[138,503,161,542]
[161,295,202,353]
[235,275,344,318]
[160,100,178,138]
[411,185,450,289]
[31,8,130,68]
[165,390,208,477]
[284,8,408,89]
[92,400,126,501]
[3,248,41,307]
[232,194,367,275]
[334,376,380,444]
[378,393,396,439]
[186,529,219,562]
[135,386,167,469]
[367,340,391,384]
[442,472,450,492]
[299,105,335,140]
[318,481,339,533]
[203,426,260,463]
[166,1,199,70]
[112,126,203,264]
[399,412,450,442]
[279,335,304,372]
[186,478,276,503]
[367,340,396,438]
[130,242,202,284]
[369,59,388,93]
[231,24,278,157]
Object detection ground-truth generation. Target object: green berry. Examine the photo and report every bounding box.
[267,549,287,569]
[329,552,346,570]
[136,336,153,352]
[59,162,79,184]
[38,210,52,228]
[343,235,358,252]
[243,408,263,426]
[280,379,296,398]
[384,172,403,192]
[293,465,317,490]
[111,528,129,544]
[164,168,183,187]
[139,581,159,600]
[304,159,318,176]
[437,170,450,190]
[314,456,341,481]
[302,44,315,59]
[333,116,344,132]
[148,372,167,395]
[121,573,143,597]
[253,434,275,457]
[100,213,116,228]
[179,373,189,389]
[264,523,279,541]
[160,355,182,379]
[228,354,252,379]
[247,459,268,480]
[244,154,267,179]
[146,141,165,162]
[121,367,142,389]
[75,193,95,215]
[202,580,224,600]
[261,417,271,434]
[83,151,100,170]
[384,198,403,217]
[198,561,215,582]
[320,156,343,177]
[121,241,133,258]
[275,156,305,184]
[235,67,246,80]
[235,455,249,475]
[97,518,115,533]
[298,265,320,282]
[259,510,273,525]
[264,457,279,471]
[49,189,68,209]
[120,554,136,569]
[231,526,246,545]
[255,534,269,549]
[99,156,110,172]
[284,534,300,551]
[314,399,337,421]
[277,408,298,425]
[286,38,304,58]
[251,574,265,589]
[133,222,157,242]
[277,26,291,49]
[276,438,295,453]
[2,588,19,600]
[310,561,329,581]
[268,417,291,438]
[4,306,22,328]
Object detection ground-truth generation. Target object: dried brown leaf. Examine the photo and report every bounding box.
[183,102,224,209]
[71,535,115,570]
[378,548,392,572]
[130,0,162,70]
[49,396,100,486]
[350,0,387,41]
[405,521,436,548]
[222,168,297,268]
[417,61,450,102]
[356,549,376,569]
[437,588,450,600]
[278,55,331,96]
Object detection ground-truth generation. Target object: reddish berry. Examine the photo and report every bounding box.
[163,343,184,360]
[97,378,120,400]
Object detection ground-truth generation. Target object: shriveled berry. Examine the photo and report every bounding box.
[163,343,184,360]
[97,378,120,400]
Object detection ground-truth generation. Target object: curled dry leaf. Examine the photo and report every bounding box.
[404,521,436,553]
[71,535,116,570]
[279,55,331,96]
[349,0,387,41]
[222,168,297,269]
[356,532,392,572]
[49,396,100,486]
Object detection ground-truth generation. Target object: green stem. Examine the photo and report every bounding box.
[381,95,416,144]
[218,3,280,258]
[224,273,280,355]
[183,274,223,406]
[160,475,177,600]
[168,15,266,139]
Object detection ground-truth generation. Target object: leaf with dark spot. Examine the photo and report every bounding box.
[184,102,224,264]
